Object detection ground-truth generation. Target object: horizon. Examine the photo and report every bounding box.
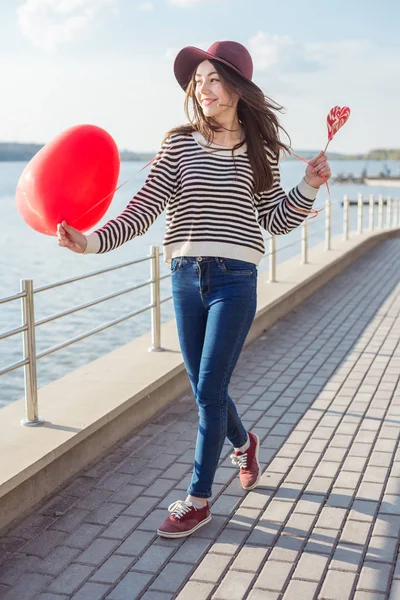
[1,140,399,157]
[1,0,399,155]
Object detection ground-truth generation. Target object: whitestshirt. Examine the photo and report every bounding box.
[84,132,318,265]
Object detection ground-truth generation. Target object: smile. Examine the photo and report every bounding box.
[202,99,217,107]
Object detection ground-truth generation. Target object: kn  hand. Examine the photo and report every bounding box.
[304,151,332,189]
[57,221,87,253]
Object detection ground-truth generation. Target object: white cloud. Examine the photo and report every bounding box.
[248,31,374,80]
[167,0,220,6]
[17,0,117,51]
[138,1,154,10]
[248,31,320,74]
[168,0,201,5]
[165,47,180,61]
[165,40,210,62]
[249,32,292,70]
[247,31,400,153]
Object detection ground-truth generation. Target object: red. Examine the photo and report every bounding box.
[16,124,120,236]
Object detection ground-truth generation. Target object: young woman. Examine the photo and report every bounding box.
[57,41,331,538]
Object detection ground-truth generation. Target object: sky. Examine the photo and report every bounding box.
[1,0,399,154]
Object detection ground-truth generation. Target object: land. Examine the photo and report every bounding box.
[0,142,399,162]
[0,143,154,162]
[283,149,400,161]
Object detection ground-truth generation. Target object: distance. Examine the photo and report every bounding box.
[1,142,400,163]
[0,142,154,163]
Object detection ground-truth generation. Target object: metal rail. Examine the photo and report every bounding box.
[1,195,399,425]
[34,256,151,294]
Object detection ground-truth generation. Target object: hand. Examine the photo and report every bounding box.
[57,221,87,254]
[304,151,331,189]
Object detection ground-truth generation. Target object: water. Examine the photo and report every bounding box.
[1,157,399,407]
